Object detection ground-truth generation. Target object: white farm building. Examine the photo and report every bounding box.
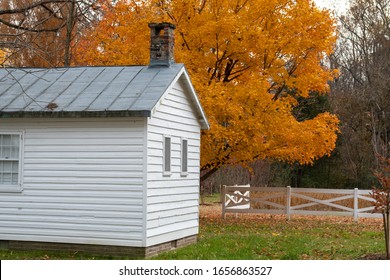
[0,23,209,257]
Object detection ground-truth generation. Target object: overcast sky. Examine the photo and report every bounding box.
[314,0,350,14]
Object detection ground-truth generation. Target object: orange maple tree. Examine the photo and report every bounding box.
[0,49,6,64]
[75,0,340,181]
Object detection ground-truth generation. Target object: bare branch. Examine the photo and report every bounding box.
[0,0,103,67]
[0,17,65,33]
[0,0,71,15]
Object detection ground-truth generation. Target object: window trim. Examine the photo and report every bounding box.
[0,131,24,193]
[163,135,172,176]
[181,138,188,177]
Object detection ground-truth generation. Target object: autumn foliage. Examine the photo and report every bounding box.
[372,156,390,259]
[75,0,340,180]
[0,0,104,67]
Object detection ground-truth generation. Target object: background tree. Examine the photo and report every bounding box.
[0,0,104,67]
[329,0,390,187]
[76,0,340,183]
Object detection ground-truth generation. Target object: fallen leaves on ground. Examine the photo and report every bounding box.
[200,203,382,232]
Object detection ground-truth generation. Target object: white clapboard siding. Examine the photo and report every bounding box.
[146,78,201,246]
[0,118,146,247]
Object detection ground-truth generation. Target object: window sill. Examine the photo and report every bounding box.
[0,185,23,193]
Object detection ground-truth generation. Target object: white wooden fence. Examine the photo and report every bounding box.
[222,185,382,221]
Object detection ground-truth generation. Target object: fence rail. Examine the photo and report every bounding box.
[222,185,382,221]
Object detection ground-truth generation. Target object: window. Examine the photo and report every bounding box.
[163,136,171,175]
[181,138,188,176]
[0,133,23,192]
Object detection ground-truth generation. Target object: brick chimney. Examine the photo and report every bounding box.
[148,22,176,67]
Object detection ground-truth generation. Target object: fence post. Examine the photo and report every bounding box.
[353,188,358,222]
[221,185,226,219]
[219,184,223,203]
[286,186,291,220]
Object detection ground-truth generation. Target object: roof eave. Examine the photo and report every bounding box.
[180,67,210,130]
[0,110,151,118]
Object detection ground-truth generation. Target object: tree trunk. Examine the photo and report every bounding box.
[384,210,390,259]
[64,0,76,66]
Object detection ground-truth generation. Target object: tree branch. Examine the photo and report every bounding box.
[0,0,72,15]
[0,17,65,33]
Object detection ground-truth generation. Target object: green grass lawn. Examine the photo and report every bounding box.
[0,203,385,260]
[152,213,384,260]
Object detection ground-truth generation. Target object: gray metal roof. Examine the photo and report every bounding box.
[0,64,186,118]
